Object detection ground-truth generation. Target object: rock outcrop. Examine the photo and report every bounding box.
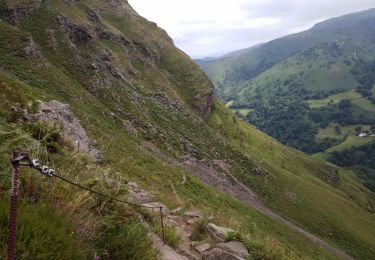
[0,0,43,25]
[193,90,214,119]
[21,36,41,59]
[87,8,102,24]
[57,14,97,46]
[154,92,183,111]
[35,100,101,161]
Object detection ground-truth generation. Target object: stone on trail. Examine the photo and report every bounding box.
[126,182,154,204]
[215,241,249,258]
[205,223,235,242]
[184,210,203,218]
[195,243,211,254]
[142,202,170,215]
[203,248,245,260]
[150,232,189,260]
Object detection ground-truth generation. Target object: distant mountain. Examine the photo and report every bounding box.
[199,9,375,101]
[197,43,265,62]
[223,43,265,57]
[199,9,375,190]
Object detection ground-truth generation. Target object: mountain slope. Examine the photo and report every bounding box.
[198,8,375,101]
[1,1,375,259]
[199,9,375,189]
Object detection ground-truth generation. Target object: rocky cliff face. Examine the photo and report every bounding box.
[0,0,213,119]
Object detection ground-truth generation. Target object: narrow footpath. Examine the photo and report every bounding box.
[142,142,354,260]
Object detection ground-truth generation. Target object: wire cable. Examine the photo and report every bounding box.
[8,152,167,246]
[50,172,161,209]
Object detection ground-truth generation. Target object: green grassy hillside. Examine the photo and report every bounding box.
[1,1,375,259]
[199,9,375,190]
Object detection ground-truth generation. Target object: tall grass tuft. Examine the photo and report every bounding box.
[0,197,87,259]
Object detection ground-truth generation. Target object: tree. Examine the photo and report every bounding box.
[355,126,363,135]
[338,99,352,110]
[335,126,341,135]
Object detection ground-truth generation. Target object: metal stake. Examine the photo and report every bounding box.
[159,207,165,245]
[7,152,21,260]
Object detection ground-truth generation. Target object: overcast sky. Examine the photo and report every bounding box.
[128,0,375,58]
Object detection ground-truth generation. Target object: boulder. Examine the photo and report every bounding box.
[170,207,182,215]
[87,8,102,24]
[195,243,210,254]
[165,215,184,226]
[150,232,189,260]
[126,182,154,204]
[213,160,231,174]
[203,248,245,260]
[22,36,41,59]
[184,210,203,218]
[127,189,152,204]
[99,47,114,61]
[46,29,58,50]
[106,178,115,188]
[142,202,170,215]
[186,219,196,225]
[35,101,102,162]
[215,241,249,258]
[127,182,139,190]
[205,223,234,242]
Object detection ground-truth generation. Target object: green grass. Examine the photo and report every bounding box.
[352,98,375,112]
[307,90,375,112]
[326,136,375,153]
[0,197,87,260]
[225,100,234,107]
[232,46,360,107]
[316,123,371,140]
[94,214,159,260]
[308,91,362,108]
[235,108,253,117]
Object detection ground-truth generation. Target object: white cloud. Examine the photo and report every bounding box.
[128,0,375,58]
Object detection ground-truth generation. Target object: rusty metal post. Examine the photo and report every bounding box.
[159,207,165,245]
[7,151,21,260]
